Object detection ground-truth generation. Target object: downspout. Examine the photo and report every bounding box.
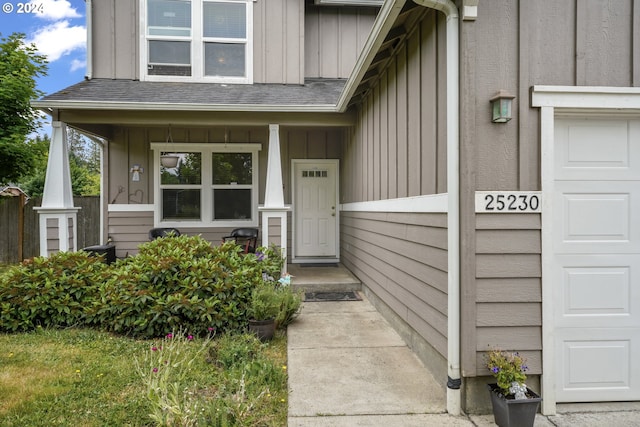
[84,0,92,80]
[412,0,461,416]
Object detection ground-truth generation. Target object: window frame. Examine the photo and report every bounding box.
[151,143,261,228]
[140,0,254,84]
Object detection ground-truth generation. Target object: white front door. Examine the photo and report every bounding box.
[292,160,339,261]
[552,118,640,402]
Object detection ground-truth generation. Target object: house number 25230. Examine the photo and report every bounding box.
[475,192,542,213]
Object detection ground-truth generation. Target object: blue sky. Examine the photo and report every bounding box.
[1,0,87,134]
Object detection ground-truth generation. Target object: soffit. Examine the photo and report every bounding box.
[347,1,427,107]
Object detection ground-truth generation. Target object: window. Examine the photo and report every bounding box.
[142,0,253,83]
[153,143,260,227]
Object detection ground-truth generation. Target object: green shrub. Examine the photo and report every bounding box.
[275,286,303,328]
[0,252,107,332]
[87,237,264,338]
[249,283,281,321]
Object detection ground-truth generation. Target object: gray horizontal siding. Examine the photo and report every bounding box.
[341,211,448,358]
[472,213,542,376]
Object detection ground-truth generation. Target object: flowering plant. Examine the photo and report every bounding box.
[486,349,528,398]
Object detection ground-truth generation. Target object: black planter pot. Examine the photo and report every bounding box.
[248,319,276,341]
[487,383,542,427]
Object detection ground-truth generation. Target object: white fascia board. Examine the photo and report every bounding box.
[31,100,339,113]
[531,86,640,109]
[315,0,384,5]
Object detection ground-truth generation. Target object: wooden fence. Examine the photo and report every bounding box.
[0,196,100,264]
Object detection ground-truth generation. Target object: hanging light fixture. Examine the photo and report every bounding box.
[160,126,179,168]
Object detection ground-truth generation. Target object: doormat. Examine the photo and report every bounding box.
[304,291,362,302]
[300,263,339,267]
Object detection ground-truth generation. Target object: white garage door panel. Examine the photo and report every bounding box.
[553,181,640,253]
[553,117,640,403]
[555,119,640,180]
[556,329,640,402]
[554,255,637,328]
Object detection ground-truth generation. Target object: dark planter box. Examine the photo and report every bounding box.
[487,383,542,427]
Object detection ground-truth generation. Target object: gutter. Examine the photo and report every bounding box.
[31,100,339,113]
[85,0,92,80]
[412,0,461,416]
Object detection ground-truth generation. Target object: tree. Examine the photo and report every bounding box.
[0,33,48,184]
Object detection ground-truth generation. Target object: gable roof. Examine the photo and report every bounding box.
[33,78,347,112]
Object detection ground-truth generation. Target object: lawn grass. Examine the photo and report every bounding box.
[0,328,288,426]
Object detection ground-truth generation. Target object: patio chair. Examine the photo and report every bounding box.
[148,227,181,240]
[222,228,259,254]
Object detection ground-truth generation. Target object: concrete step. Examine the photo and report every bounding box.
[286,263,361,293]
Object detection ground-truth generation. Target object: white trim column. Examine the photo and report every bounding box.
[260,124,290,265]
[35,121,80,256]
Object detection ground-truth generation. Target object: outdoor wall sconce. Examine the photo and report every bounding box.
[490,90,515,123]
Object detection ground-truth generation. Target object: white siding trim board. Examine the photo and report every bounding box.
[341,193,448,212]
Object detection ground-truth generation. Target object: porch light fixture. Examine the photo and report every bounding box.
[160,126,180,168]
[490,90,515,123]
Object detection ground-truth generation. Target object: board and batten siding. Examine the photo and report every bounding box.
[305,4,378,79]
[91,0,139,80]
[342,9,447,204]
[341,211,449,362]
[90,0,374,83]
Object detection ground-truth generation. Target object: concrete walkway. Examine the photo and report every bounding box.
[287,293,640,426]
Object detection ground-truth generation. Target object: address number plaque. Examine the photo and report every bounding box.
[475,191,541,213]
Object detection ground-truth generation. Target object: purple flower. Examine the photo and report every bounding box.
[151,346,158,352]
[256,251,265,261]
[208,327,215,332]
[166,333,173,339]
[152,367,158,373]
[187,335,194,341]
[491,367,499,374]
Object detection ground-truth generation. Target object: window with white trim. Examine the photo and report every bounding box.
[142,0,253,83]
[152,143,260,227]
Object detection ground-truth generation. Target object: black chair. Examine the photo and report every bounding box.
[222,228,259,254]
[149,227,181,240]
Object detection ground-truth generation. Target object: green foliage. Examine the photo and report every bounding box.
[486,349,528,395]
[249,283,280,321]
[0,33,48,184]
[209,332,262,370]
[0,235,298,343]
[0,328,288,426]
[275,286,303,328]
[0,252,107,332]
[204,333,288,426]
[135,329,214,426]
[256,245,285,281]
[86,237,264,338]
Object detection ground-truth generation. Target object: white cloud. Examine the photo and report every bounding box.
[33,0,81,21]
[28,21,86,62]
[70,58,86,72]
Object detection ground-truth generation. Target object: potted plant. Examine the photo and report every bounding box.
[485,349,542,427]
[274,285,303,328]
[247,283,280,341]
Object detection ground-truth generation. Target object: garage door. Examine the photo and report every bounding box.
[552,118,640,402]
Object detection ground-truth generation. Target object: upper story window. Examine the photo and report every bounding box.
[142,0,253,83]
